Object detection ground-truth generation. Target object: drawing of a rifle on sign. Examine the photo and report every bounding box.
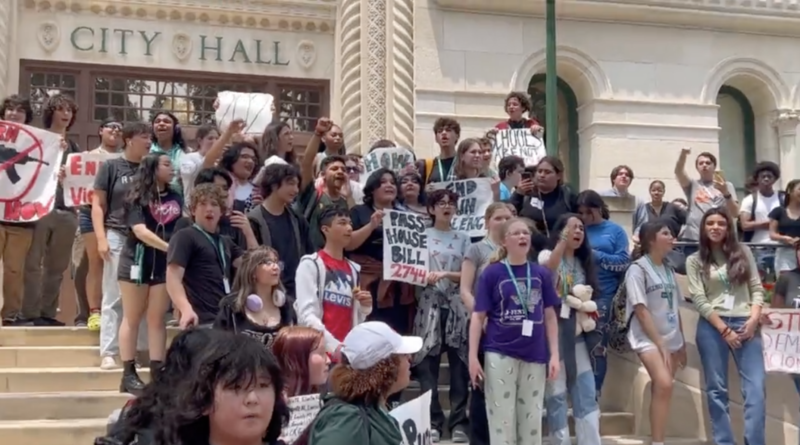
[0,144,50,184]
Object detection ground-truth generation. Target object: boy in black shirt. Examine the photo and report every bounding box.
[166,183,244,328]
[248,163,313,299]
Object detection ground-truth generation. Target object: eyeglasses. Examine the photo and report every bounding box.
[261,259,284,271]
[103,123,122,131]
[435,201,456,208]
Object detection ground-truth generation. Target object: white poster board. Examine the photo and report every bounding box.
[63,152,122,207]
[0,122,63,222]
[215,91,275,135]
[428,178,494,237]
[382,210,429,286]
[361,147,415,181]
[761,308,800,374]
[389,390,433,445]
[492,128,546,169]
[278,394,322,444]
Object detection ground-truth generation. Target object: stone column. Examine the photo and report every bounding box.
[0,0,11,96]
[337,0,414,153]
[773,110,800,185]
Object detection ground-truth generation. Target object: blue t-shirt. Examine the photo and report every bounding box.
[474,260,559,363]
[499,182,512,201]
[585,220,630,301]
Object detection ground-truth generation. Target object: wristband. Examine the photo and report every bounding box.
[723,194,732,200]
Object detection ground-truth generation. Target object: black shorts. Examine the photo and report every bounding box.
[118,245,167,285]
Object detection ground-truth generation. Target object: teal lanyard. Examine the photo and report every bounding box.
[193,224,227,278]
[714,263,731,293]
[436,157,452,181]
[558,259,576,298]
[646,256,675,311]
[503,260,531,315]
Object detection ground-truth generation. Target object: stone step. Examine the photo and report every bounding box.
[0,368,150,393]
[0,391,131,421]
[0,327,180,347]
[0,346,100,368]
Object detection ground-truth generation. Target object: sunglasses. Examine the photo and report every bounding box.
[346,166,359,174]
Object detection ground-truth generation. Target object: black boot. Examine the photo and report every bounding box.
[120,360,145,395]
[149,360,163,383]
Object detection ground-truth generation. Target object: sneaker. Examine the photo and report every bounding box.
[74,320,87,327]
[100,356,119,370]
[33,317,65,327]
[431,429,441,443]
[87,312,101,332]
[451,428,468,443]
[5,316,33,326]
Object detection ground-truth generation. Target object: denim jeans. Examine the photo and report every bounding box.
[585,297,613,397]
[696,316,766,445]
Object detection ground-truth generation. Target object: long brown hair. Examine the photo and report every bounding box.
[272,326,325,397]
[698,207,751,285]
[454,137,482,179]
[230,246,286,312]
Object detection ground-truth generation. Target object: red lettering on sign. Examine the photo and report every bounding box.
[69,187,94,206]
[85,159,98,176]
[3,195,56,222]
[764,310,800,332]
[69,154,83,176]
[0,122,20,144]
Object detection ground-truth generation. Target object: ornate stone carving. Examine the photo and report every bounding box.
[338,0,362,152]
[772,109,800,136]
[365,0,387,147]
[171,32,192,61]
[296,40,316,69]
[0,0,9,95]
[390,0,415,149]
[37,20,61,52]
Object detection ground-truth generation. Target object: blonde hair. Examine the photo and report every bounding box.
[488,217,532,263]
[230,246,285,311]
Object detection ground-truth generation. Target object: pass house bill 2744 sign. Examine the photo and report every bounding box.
[0,122,63,222]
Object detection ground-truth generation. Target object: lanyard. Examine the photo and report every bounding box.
[558,258,576,298]
[436,157,452,182]
[714,263,731,293]
[503,260,531,315]
[193,224,227,278]
[645,256,675,310]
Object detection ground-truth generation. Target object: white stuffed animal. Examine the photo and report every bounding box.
[564,284,598,335]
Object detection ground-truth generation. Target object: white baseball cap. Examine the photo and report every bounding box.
[341,321,423,370]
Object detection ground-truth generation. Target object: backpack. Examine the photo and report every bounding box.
[291,398,371,445]
[741,191,786,242]
[606,263,644,354]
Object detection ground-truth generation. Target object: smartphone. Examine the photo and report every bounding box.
[521,171,533,181]
[232,200,247,213]
[714,170,725,183]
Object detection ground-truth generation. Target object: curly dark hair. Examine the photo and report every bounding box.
[362,168,398,207]
[504,91,532,113]
[259,163,301,197]
[191,183,228,214]
[159,332,290,445]
[42,94,77,130]
[101,329,227,445]
[1,94,33,124]
[150,111,187,151]
[125,153,172,207]
[220,141,261,181]
[697,207,751,286]
[547,213,600,292]
[427,188,459,225]
[260,121,295,165]
[752,161,780,182]
[432,117,461,137]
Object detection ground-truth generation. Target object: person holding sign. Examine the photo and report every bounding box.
[538,215,603,445]
[411,188,471,443]
[685,208,766,445]
[493,91,543,135]
[298,321,422,445]
[470,218,560,445]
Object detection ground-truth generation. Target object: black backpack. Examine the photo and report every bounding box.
[606,263,645,354]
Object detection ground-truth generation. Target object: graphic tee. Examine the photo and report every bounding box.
[474,261,559,363]
[318,250,356,342]
[94,157,140,231]
[625,257,684,353]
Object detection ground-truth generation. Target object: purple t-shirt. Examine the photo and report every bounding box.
[475,261,559,363]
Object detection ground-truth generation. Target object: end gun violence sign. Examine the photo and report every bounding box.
[761,308,800,374]
[63,152,122,207]
[428,178,493,238]
[0,122,63,223]
[382,210,430,286]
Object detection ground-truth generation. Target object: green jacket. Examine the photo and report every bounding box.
[309,395,403,445]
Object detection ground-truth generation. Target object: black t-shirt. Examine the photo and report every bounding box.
[167,226,244,323]
[55,140,81,210]
[416,156,456,184]
[174,215,249,252]
[768,207,800,238]
[94,157,140,231]
[118,189,184,282]
[249,206,312,297]
[349,204,383,260]
[775,269,800,307]
[213,295,296,348]
[645,202,687,239]
[511,185,579,237]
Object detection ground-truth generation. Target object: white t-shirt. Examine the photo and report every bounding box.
[740,191,781,244]
[625,257,684,354]
[179,152,204,206]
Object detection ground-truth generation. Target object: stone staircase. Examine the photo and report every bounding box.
[0,327,706,445]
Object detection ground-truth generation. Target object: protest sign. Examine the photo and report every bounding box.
[63,151,122,207]
[383,210,429,286]
[390,390,432,445]
[428,178,494,237]
[761,308,800,374]
[278,394,322,444]
[361,146,415,181]
[0,122,63,222]
[492,128,546,169]
[214,91,275,135]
